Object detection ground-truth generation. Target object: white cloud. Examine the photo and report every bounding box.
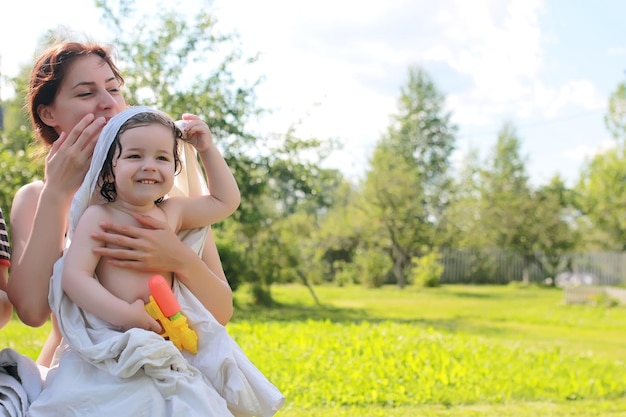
[539,80,607,118]
[565,138,617,162]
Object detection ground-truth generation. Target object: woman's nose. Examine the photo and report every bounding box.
[98,91,117,110]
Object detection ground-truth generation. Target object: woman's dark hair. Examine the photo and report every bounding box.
[28,41,124,145]
[99,112,184,204]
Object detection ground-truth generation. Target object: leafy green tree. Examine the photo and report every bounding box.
[477,123,576,283]
[360,66,457,288]
[531,175,579,281]
[2,65,33,153]
[0,65,42,224]
[0,142,41,229]
[93,0,337,302]
[443,146,487,249]
[478,123,536,282]
[313,180,364,285]
[575,144,626,251]
[606,81,626,139]
[577,75,626,251]
[236,130,342,304]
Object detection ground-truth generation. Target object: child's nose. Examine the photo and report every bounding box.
[142,160,157,171]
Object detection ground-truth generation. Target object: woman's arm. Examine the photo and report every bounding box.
[8,116,104,327]
[9,182,69,326]
[37,316,62,366]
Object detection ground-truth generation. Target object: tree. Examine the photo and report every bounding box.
[92,0,338,303]
[236,129,342,304]
[606,81,626,139]
[531,175,579,281]
[2,64,33,153]
[443,146,486,249]
[313,180,364,286]
[479,123,537,282]
[575,144,626,251]
[0,64,42,226]
[477,123,577,283]
[360,66,457,288]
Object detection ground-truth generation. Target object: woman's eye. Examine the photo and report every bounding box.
[77,91,93,98]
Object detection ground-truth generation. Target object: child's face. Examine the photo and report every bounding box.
[112,123,176,205]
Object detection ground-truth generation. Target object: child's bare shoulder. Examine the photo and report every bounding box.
[80,204,114,222]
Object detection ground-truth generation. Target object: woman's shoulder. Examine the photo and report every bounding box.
[16,180,44,193]
[13,180,44,206]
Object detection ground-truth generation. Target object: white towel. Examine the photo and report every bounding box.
[0,349,43,417]
[28,107,284,417]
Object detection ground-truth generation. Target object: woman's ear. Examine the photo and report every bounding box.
[37,104,57,127]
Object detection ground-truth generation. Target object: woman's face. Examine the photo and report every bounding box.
[38,54,127,137]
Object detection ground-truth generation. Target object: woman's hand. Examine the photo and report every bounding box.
[44,114,106,196]
[92,212,234,325]
[91,213,188,273]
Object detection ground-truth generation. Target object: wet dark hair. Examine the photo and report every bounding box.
[28,41,124,145]
[98,112,184,204]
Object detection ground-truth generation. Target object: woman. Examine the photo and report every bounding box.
[8,41,233,367]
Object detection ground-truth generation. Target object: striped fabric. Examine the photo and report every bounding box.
[0,208,10,266]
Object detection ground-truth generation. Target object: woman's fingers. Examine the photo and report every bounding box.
[132,213,168,230]
[94,221,144,239]
[91,218,180,272]
[60,114,94,147]
[78,116,106,152]
[60,114,105,158]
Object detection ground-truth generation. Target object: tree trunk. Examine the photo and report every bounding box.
[392,244,406,289]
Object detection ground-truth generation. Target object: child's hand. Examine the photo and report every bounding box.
[178,113,214,152]
[121,299,163,333]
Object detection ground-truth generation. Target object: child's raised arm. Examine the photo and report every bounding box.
[169,114,240,231]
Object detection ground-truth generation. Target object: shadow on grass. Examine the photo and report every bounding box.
[444,291,498,299]
[233,300,511,338]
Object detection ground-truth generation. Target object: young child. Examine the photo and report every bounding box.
[61,106,239,332]
[34,106,284,417]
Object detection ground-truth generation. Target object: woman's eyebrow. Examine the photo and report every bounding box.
[71,77,117,90]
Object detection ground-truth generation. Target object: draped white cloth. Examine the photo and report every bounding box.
[0,349,43,417]
[26,107,285,417]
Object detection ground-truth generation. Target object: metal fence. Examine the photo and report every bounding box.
[439,249,626,286]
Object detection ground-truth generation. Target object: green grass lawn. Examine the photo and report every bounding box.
[2,283,626,416]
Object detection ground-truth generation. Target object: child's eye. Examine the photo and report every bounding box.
[157,156,171,162]
[127,154,141,159]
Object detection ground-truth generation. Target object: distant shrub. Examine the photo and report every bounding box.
[354,248,391,288]
[410,249,443,287]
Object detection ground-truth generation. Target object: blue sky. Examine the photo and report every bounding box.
[2,0,625,187]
